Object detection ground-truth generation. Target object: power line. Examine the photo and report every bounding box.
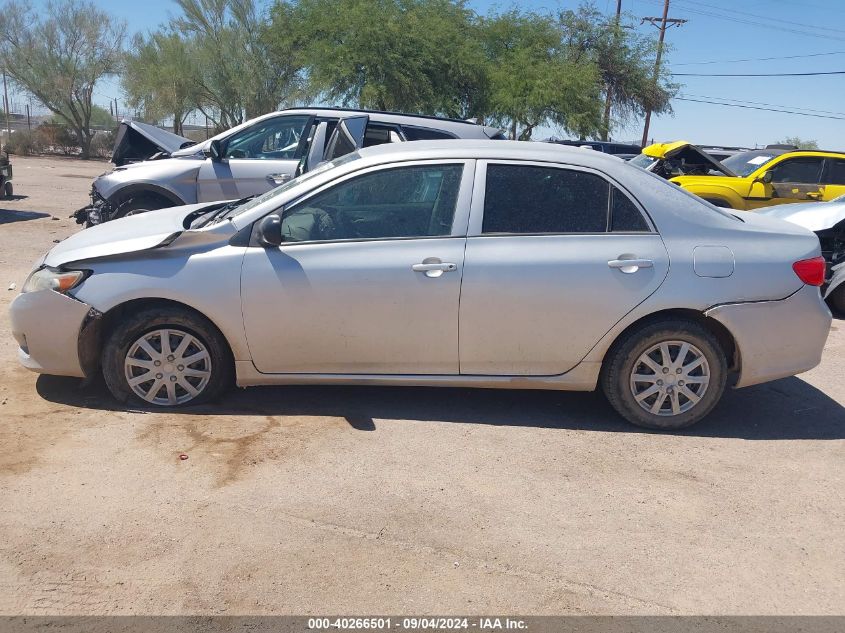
[681,2,845,36]
[640,0,845,42]
[672,70,845,77]
[673,50,845,66]
[675,97,845,121]
[680,93,845,118]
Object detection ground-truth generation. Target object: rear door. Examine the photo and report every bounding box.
[458,161,669,376]
[820,157,845,201]
[323,116,368,162]
[197,114,311,201]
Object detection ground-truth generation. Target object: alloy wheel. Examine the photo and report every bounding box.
[123,328,212,405]
[629,340,710,417]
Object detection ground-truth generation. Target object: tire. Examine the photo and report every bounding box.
[112,194,170,219]
[3,181,12,198]
[601,319,728,430]
[101,307,233,408]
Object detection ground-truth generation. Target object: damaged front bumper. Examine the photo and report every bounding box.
[9,290,102,378]
[72,187,115,226]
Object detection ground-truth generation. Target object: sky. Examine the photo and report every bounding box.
[16,0,845,148]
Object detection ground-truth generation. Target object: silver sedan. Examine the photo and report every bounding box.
[9,141,832,429]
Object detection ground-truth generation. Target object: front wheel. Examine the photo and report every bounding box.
[112,195,169,220]
[102,308,233,407]
[601,319,728,430]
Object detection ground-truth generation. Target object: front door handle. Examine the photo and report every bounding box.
[266,173,293,186]
[412,261,457,278]
[608,258,654,273]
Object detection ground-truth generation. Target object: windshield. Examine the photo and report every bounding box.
[630,154,657,169]
[720,150,782,177]
[224,152,361,219]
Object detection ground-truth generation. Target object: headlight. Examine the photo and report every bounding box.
[21,267,86,294]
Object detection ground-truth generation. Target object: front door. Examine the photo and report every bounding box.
[746,156,825,209]
[197,114,311,202]
[240,160,474,374]
[459,161,670,376]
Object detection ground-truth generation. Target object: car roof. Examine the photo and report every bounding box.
[355,139,627,166]
[273,107,503,138]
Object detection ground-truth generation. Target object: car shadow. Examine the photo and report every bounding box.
[35,373,845,440]
[0,208,51,224]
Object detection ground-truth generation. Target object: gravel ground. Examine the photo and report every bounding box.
[0,155,843,615]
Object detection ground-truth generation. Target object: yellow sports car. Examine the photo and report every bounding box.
[632,141,845,210]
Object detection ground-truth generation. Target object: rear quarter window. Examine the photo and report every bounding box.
[401,126,456,141]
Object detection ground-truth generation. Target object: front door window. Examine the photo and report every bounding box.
[280,164,464,242]
[224,115,310,160]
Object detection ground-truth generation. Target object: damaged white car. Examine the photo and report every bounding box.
[74,109,504,226]
[759,195,845,312]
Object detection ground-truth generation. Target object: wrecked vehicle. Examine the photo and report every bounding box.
[111,120,198,166]
[632,143,845,211]
[74,108,504,226]
[825,262,845,314]
[675,147,845,210]
[758,195,845,311]
[629,140,735,179]
[11,141,832,430]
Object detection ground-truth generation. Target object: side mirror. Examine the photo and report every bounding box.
[257,214,283,247]
[756,170,773,184]
[207,139,223,161]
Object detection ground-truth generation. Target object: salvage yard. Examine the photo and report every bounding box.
[0,155,843,614]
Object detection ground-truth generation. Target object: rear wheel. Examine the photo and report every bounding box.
[2,181,12,198]
[102,308,233,408]
[601,319,728,430]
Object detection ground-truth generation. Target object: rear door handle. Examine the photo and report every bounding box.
[266,173,293,186]
[412,262,457,278]
[608,258,654,273]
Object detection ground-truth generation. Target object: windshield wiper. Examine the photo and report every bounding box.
[189,196,255,228]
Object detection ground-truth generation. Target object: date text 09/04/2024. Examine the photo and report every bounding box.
[307,617,528,630]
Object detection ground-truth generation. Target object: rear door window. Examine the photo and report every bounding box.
[481,164,648,234]
[822,158,845,185]
[402,126,456,141]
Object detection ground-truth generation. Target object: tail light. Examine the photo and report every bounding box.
[792,256,826,286]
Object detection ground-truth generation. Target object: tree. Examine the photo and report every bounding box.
[123,32,200,135]
[0,0,125,158]
[559,4,676,141]
[478,10,603,140]
[172,0,302,129]
[270,0,485,117]
[777,137,819,150]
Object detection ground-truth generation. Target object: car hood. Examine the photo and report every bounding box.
[757,201,845,232]
[643,140,737,177]
[111,120,197,166]
[44,203,221,267]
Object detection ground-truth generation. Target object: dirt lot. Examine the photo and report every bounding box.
[0,155,843,615]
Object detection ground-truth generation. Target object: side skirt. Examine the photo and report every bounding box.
[234,360,601,392]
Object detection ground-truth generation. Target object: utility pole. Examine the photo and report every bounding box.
[25,103,30,130]
[640,0,686,147]
[2,71,10,139]
[602,0,624,141]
